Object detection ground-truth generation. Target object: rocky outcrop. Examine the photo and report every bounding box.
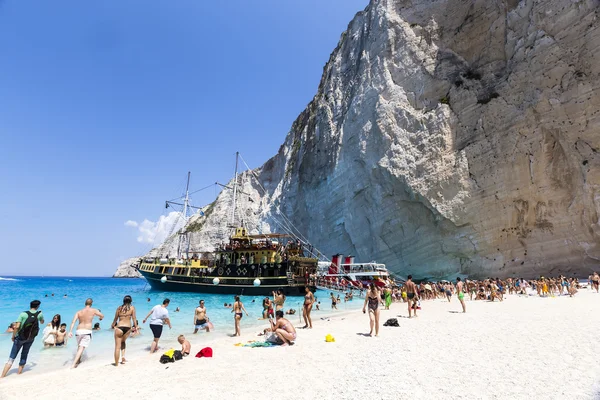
[113,257,142,278]
[142,0,600,279]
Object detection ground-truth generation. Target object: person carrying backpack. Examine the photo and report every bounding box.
[1,300,44,378]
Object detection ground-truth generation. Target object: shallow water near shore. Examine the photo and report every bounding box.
[0,276,360,374]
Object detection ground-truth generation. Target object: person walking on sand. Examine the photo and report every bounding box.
[362,283,382,337]
[193,300,210,333]
[110,295,137,366]
[302,286,314,329]
[456,277,466,313]
[142,298,171,353]
[232,296,248,336]
[68,298,104,368]
[405,275,418,318]
[1,300,44,378]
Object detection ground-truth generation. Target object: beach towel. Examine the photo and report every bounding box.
[243,341,273,348]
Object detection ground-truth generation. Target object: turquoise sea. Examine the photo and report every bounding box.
[0,276,359,374]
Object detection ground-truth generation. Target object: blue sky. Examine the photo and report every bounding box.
[0,0,368,276]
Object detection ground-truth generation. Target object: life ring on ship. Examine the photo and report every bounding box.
[218,267,224,276]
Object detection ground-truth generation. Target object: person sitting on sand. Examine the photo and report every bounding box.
[178,334,191,356]
[269,310,296,346]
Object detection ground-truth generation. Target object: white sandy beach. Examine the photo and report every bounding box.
[1,290,599,400]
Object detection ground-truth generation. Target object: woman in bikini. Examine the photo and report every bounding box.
[270,310,297,345]
[111,295,137,366]
[231,296,248,336]
[302,286,314,329]
[272,290,286,312]
[362,283,382,337]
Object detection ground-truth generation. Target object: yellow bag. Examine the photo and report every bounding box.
[325,334,335,342]
[163,349,175,358]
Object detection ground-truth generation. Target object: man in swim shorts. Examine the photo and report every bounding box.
[456,277,466,313]
[193,300,210,333]
[68,298,104,368]
[405,275,418,318]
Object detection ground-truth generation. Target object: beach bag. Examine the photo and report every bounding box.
[266,333,283,345]
[173,350,183,361]
[383,318,399,327]
[159,349,175,364]
[18,311,41,341]
[195,347,213,358]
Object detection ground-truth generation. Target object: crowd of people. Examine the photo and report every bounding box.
[3,271,597,377]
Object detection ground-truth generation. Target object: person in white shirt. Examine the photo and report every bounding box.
[142,298,171,353]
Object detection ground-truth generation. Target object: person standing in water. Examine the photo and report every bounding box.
[68,298,104,368]
[110,295,137,366]
[272,290,286,312]
[142,299,172,353]
[456,277,466,313]
[1,300,44,378]
[231,296,248,336]
[362,284,382,337]
[193,300,210,333]
[405,275,418,318]
[302,287,314,329]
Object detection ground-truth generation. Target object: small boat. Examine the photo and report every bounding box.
[316,254,392,290]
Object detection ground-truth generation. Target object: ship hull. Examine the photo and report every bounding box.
[138,269,313,296]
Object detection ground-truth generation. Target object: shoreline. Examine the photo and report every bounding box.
[1,290,599,399]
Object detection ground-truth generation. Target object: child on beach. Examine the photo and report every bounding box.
[55,324,67,346]
[178,335,191,356]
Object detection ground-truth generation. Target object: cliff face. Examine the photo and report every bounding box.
[113,257,142,278]
[143,0,600,279]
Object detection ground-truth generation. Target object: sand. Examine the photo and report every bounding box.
[1,290,599,400]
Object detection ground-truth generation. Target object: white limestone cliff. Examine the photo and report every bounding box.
[132,0,600,279]
[113,257,142,278]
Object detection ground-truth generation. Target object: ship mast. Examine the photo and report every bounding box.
[231,152,239,227]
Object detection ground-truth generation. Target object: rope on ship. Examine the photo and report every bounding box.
[238,153,330,262]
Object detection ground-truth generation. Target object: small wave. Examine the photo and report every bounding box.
[65,279,73,282]
[0,277,21,281]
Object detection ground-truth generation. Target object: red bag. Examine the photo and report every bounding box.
[195,347,213,358]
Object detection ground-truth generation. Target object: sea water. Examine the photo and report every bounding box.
[0,276,360,374]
